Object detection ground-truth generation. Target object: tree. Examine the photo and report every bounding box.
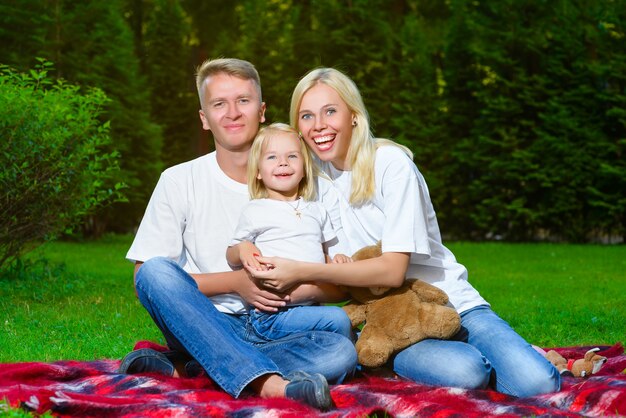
[43,0,163,233]
[144,0,197,168]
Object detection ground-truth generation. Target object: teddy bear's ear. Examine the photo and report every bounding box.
[584,348,607,374]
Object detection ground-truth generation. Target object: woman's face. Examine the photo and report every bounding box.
[296,83,354,170]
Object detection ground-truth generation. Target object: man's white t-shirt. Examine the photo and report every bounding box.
[126,152,250,314]
[317,145,489,314]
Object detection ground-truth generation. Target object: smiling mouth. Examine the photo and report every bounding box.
[313,134,335,151]
[314,134,334,145]
[225,124,244,131]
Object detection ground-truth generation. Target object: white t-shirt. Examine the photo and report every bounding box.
[230,198,341,306]
[126,152,250,314]
[317,145,489,314]
[230,198,338,264]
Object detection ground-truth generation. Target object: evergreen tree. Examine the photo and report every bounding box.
[43,0,163,233]
[144,0,197,168]
[389,0,452,229]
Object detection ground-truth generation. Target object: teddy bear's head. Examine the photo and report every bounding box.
[545,348,607,377]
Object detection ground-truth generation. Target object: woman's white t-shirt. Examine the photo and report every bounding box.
[317,145,488,314]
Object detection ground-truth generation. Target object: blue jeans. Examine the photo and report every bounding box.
[134,257,357,398]
[250,305,355,342]
[393,305,561,397]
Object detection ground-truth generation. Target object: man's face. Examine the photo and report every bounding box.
[199,73,266,152]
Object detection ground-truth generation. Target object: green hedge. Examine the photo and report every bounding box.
[0,60,124,269]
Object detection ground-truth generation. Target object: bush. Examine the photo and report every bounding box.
[0,59,124,270]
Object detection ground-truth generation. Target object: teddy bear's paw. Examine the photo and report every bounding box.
[356,341,394,368]
[418,305,461,339]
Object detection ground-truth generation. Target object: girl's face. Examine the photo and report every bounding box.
[257,132,305,200]
[297,83,354,170]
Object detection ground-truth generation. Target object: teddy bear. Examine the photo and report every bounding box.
[545,348,608,377]
[341,241,461,368]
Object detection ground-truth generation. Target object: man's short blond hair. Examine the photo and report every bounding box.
[195,58,262,104]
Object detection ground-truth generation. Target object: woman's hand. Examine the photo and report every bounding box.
[246,256,304,293]
[249,251,410,290]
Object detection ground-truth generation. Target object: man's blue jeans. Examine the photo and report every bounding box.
[134,257,357,398]
[393,305,561,397]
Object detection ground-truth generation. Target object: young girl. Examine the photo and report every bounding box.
[226,122,353,341]
[252,69,561,398]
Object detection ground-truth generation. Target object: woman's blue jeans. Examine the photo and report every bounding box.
[393,305,561,397]
[134,257,357,398]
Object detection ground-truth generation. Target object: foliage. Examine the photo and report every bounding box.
[0,0,163,234]
[0,0,624,242]
[0,61,123,269]
[441,0,626,241]
[143,0,197,168]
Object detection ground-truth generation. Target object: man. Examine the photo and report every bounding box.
[118,58,356,411]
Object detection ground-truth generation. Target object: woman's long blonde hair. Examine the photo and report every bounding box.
[290,67,412,205]
[248,123,316,201]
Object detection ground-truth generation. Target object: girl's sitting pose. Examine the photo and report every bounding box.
[226,122,354,342]
[252,69,561,398]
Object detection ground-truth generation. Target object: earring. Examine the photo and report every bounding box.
[352,120,357,127]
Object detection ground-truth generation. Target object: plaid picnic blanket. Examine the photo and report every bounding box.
[1,341,624,417]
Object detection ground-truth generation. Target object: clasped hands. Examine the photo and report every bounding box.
[239,241,352,293]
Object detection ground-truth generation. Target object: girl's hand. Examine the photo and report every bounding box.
[246,256,302,292]
[239,241,267,271]
[332,253,352,264]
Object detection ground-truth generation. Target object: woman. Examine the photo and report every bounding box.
[253,67,560,397]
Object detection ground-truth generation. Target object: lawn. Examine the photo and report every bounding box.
[0,235,624,363]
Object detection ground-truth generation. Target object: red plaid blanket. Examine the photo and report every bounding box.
[1,342,624,417]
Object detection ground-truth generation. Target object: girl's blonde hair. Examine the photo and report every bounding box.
[248,123,316,201]
[290,67,412,205]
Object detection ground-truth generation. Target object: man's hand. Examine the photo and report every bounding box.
[236,268,290,312]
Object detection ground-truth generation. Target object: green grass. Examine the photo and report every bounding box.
[0,234,162,363]
[450,242,626,347]
[0,236,624,363]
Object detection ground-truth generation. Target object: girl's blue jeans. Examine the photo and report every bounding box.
[249,305,355,341]
[134,257,357,398]
[393,305,561,397]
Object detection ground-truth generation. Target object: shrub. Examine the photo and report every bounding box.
[0,59,124,270]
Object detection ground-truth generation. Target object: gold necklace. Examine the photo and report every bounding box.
[285,198,302,219]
